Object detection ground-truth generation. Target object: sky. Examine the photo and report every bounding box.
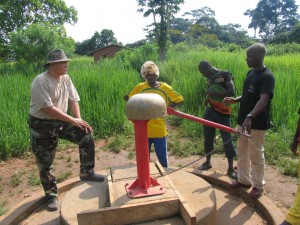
[64,0,300,45]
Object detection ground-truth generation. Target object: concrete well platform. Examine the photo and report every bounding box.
[0,163,285,225]
[61,162,216,225]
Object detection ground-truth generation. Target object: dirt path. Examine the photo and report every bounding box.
[0,139,297,219]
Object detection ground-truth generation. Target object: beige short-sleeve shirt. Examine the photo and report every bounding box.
[30,71,80,119]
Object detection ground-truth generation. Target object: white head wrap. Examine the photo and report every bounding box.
[140,61,159,78]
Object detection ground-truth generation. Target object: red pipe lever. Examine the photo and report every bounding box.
[167,107,251,138]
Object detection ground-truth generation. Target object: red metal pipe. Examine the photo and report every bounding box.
[132,120,151,189]
[125,120,165,198]
[167,107,251,138]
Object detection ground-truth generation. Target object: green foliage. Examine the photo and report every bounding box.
[0,0,77,60]
[28,170,40,186]
[179,7,252,48]
[264,127,298,177]
[268,32,289,44]
[9,23,75,64]
[127,150,136,160]
[168,136,202,157]
[227,43,243,52]
[267,43,300,55]
[56,171,72,183]
[10,170,25,187]
[105,134,133,153]
[136,0,184,60]
[245,0,300,40]
[115,43,159,71]
[288,23,300,43]
[0,200,8,216]
[0,43,299,180]
[195,34,220,48]
[75,29,118,55]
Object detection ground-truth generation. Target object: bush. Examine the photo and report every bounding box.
[9,23,75,65]
[267,43,300,55]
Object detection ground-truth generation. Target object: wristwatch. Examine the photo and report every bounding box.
[246,113,252,119]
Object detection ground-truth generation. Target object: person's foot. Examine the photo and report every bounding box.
[229,181,251,189]
[47,197,59,211]
[249,187,264,199]
[80,172,105,182]
[227,169,238,180]
[279,220,292,225]
[198,162,212,170]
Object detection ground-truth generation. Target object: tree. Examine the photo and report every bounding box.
[75,29,118,55]
[125,39,148,48]
[9,23,75,65]
[245,0,300,40]
[0,0,77,60]
[90,29,118,49]
[183,7,220,42]
[218,24,252,47]
[75,39,95,55]
[98,29,118,47]
[288,22,300,43]
[169,18,192,44]
[183,7,216,24]
[137,0,184,61]
[244,8,263,38]
[170,17,191,32]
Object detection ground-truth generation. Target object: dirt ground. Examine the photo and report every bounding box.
[0,139,298,220]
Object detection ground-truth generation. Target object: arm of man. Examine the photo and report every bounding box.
[223,96,242,104]
[43,106,74,122]
[242,93,271,134]
[43,105,93,133]
[69,101,81,118]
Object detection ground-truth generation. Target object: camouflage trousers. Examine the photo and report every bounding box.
[28,115,95,199]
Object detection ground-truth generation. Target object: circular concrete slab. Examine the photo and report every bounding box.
[60,165,216,225]
[2,166,280,225]
[61,181,109,225]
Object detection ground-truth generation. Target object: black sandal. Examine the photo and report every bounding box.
[198,162,212,170]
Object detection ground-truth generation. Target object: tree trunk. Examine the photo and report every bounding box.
[158,0,167,61]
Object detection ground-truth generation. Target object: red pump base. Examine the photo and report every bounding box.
[125,120,165,198]
[125,177,165,198]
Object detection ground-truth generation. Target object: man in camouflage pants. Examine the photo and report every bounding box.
[29,49,105,211]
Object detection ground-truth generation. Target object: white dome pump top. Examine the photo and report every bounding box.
[126,93,167,120]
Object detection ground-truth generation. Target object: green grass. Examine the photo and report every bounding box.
[0,200,8,216]
[28,170,40,186]
[10,170,25,187]
[0,43,299,177]
[104,134,134,153]
[56,171,72,183]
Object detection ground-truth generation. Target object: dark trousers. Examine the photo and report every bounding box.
[28,115,95,199]
[203,108,237,158]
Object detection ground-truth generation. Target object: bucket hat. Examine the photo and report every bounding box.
[44,49,71,67]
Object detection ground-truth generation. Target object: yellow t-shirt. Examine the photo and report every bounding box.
[126,82,184,138]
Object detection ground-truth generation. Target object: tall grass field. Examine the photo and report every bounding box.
[0,44,299,176]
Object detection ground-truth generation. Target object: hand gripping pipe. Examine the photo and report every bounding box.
[167,107,251,138]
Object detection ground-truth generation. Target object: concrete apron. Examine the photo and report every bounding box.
[0,163,285,225]
[62,162,216,225]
